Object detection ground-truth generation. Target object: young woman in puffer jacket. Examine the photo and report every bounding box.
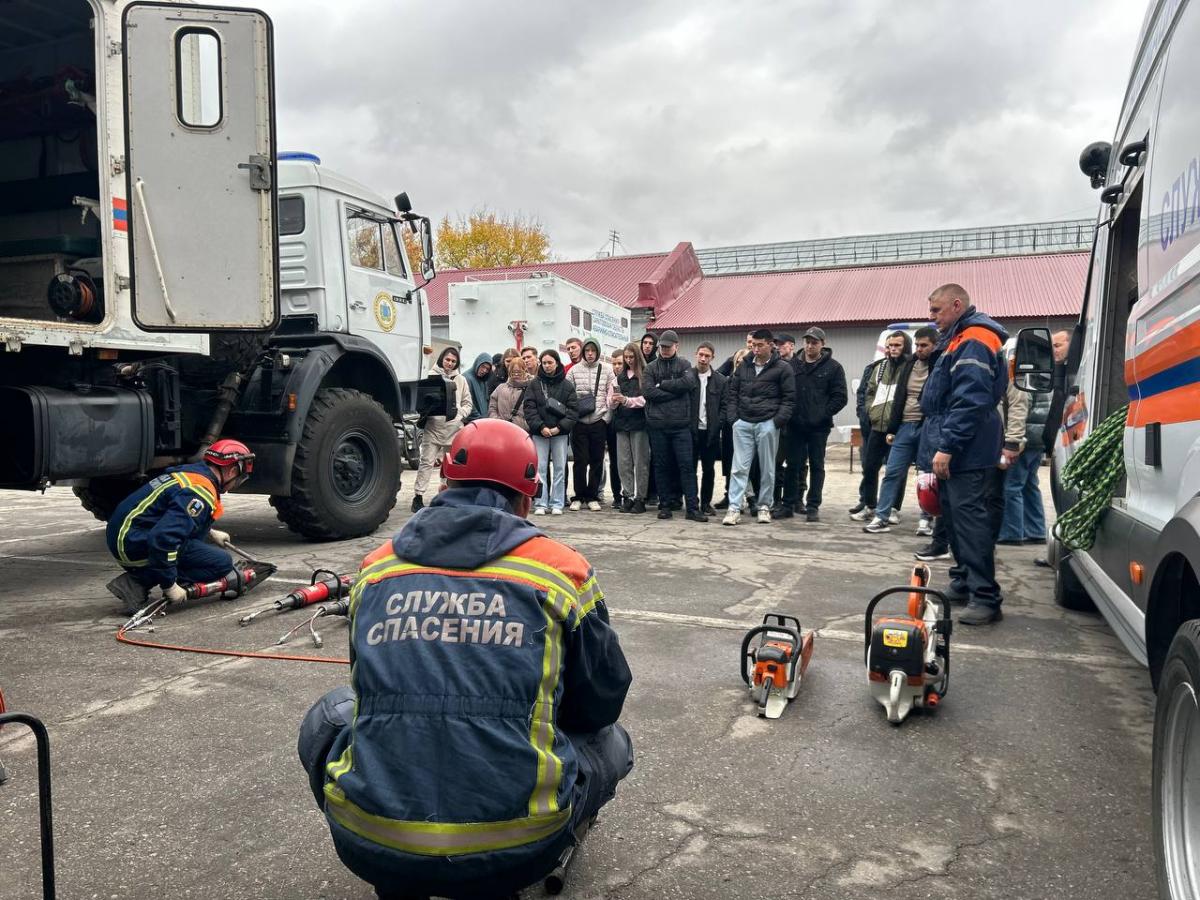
[522,350,578,515]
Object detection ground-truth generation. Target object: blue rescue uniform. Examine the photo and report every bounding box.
[298,486,634,899]
[105,463,232,589]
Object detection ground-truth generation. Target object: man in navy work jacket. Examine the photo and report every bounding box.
[104,439,255,614]
[298,418,634,900]
[917,283,1008,626]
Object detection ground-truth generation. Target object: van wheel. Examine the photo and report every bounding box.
[1052,539,1096,612]
[74,476,146,522]
[271,388,399,540]
[1153,620,1200,899]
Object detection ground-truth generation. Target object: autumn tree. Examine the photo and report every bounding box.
[435,208,551,270]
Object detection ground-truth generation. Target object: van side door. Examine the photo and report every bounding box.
[123,4,277,331]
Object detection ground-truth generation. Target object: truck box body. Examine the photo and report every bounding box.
[448,274,631,364]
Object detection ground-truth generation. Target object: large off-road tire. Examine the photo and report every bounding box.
[1051,539,1096,612]
[73,476,146,523]
[271,388,400,541]
[1153,619,1200,900]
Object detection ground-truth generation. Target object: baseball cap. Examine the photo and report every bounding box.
[802,326,826,342]
[658,330,679,346]
[776,333,796,344]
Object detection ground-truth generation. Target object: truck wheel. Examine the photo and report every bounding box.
[1052,540,1096,612]
[74,476,146,522]
[272,388,399,540]
[1153,619,1200,900]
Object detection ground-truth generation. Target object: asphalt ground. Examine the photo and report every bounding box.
[0,448,1156,899]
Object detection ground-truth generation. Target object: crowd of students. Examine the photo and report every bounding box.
[407,313,1061,565]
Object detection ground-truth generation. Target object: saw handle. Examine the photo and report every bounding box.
[740,624,801,685]
[863,586,951,664]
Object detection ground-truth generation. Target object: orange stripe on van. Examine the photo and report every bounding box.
[1125,319,1200,384]
[1127,381,1200,427]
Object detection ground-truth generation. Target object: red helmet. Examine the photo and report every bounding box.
[916,472,941,517]
[203,439,255,490]
[441,419,539,497]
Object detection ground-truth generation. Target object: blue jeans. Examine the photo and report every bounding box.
[728,419,779,512]
[874,422,922,519]
[533,434,569,511]
[999,447,1047,541]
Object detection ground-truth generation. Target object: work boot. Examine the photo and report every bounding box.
[670,499,683,511]
[657,508,673,520]
[410,494,424,513]
[959,603,1003,626]
[631,498,647,514]
[770,503,794,519]
[106,572,150,616]
[685,509,709,523]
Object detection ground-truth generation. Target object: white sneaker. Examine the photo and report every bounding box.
[569,500,582,512]
[850,507,874,522]
[917,517,933,536]
[758,508,772,524]
[888,512,900,525]
[587,500,602,512]
[551,508,564,516]
[863,517,891,534]
[722,509,741,526]
[533,508,547,516]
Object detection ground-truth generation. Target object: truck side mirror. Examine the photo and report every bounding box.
[1013,327,1053,393]
[394,192,413,214]
[418,216,436,282]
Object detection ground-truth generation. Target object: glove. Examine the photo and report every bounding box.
[164,583,188,603]
[209,529,231,548]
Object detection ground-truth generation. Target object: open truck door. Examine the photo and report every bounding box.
[123,3,278,331]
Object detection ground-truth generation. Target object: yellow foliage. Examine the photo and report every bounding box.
[401,227,424,274]
[436,208,551,270]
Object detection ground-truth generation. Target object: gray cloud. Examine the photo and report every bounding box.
[256,0,1140,259]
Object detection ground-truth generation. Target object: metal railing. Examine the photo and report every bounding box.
[696,218,1094,275]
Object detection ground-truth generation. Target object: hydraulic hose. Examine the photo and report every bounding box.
[1052,404,1129,551]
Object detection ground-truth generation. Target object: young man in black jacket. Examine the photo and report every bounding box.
[777,327,847,522]
[691,342,727,516]
[722,329,796,526]
[644,331,707,522]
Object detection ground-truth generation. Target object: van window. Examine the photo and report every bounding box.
[176,29,222,128]
[279,197,305,235]
[347,210,383,270]
[383,223,407,278]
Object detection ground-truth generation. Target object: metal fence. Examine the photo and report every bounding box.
[696,219,1095,275]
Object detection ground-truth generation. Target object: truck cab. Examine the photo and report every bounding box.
[0,0,438,540]
[1016,1,1200,895]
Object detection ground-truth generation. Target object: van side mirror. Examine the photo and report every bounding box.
[417,216,436,282]
[1013,327,1053,393]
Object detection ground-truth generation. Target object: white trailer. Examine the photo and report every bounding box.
[448,274,631,363]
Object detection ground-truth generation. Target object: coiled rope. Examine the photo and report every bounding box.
[1052,404,1129,551]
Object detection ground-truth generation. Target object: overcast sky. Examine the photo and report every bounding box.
[256,0,1142,261]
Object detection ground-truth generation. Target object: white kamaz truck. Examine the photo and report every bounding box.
[0,0,442,540]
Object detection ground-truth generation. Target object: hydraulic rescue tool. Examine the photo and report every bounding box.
[740,613,815,718]
[120,562,278,633]
[864,565,951,724]
[276,597,352,649]
[240,569,355,626]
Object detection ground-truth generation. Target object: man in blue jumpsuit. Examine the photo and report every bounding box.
[104,439,255,613]
[298,419,634,900]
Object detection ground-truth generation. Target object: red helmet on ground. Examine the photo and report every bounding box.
[916,472,941,517]
[441,419,539,497]
[203,439,256,490]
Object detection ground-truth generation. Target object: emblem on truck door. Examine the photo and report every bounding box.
[373,292,396,332]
